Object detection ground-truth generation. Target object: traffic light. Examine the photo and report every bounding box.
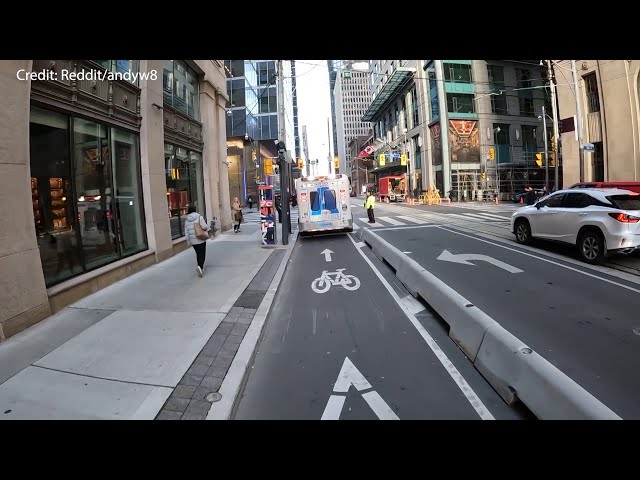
[252,151,257,162]
[297,157,303,169]
[481,172,486,180]
[535,153,543,167]
[379,154,386,166]
[488,148,495,161]
[400,154,407,166]
[264,158,273,175]
[334,156,340,169]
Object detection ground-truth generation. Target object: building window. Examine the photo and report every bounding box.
[493,123,511,163]
[517,69,532,89]
[93,60,140,85]
[487,65,505,85]
[163,60,200,120]
[411,87,419,127]
[29,106,147,288]
[413,138,422,170]
[519,97,535,116]
[426,63,439,122]
[491,94,508,115]
[165,144,206,240]
[447,93,475,114]
[584,73,601,113]
[593,142,604,181]
[444,63,472,83]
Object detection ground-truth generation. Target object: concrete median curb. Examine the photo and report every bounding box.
[359,228,621,420]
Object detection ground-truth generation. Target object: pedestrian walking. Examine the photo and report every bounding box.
[184,205,210,278]
[232,196,243,233]
[365,191,376,223]
[525,186,537,206]
[247,195,253,210]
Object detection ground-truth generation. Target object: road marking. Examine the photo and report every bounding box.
[437,249,524,273]
[374,225,440,232]
[359,217,383,227]
[361,391,399,420]
[321,248,334,262]
[403,251,412,254]
[332,357,372,392]
[321,357,399,420]
[438,227,640,295]
[377,216,406,226]
[311,269,361,293]
[467,212,512,221]
[354,241,366,248]
[321,395,346,420]
[346,234,495,420]
[397,215,429,224]
[462,213,509,221]
[400,294,425,314]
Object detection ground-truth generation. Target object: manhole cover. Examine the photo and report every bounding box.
[520,347,533,355]
[206,392,222,402]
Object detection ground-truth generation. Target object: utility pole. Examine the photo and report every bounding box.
[327,117,333,175]
[542,105,549,192]
[276,60,289,245]
[547,60,561,190]
[571,60,585,182]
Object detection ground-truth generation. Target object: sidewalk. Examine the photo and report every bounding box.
[0,211,297,420]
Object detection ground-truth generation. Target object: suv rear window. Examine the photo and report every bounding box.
[606,194,640,210]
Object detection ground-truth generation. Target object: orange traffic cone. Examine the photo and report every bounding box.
[520,196,524,204]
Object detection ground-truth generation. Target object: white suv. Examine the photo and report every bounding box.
[511,188,640,264]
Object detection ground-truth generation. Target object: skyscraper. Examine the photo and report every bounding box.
[334,63,371,176]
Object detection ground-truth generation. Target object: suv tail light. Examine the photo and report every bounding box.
[609,213,640,223]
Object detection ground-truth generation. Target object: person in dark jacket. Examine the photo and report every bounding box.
[525,187,537,205]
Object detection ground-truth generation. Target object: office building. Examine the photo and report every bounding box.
[1,60,231,340]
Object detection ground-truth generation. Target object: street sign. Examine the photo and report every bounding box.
[581,143,595,151]
[437,250,524,273]
[321,357,399,420]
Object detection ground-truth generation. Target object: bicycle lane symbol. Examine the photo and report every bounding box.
[311,268,361,294]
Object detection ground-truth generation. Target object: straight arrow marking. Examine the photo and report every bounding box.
[362,391,400,420]
[332,357,371,392]
[321,249,334,262]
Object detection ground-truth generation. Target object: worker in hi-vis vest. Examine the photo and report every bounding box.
[365,192,376,223]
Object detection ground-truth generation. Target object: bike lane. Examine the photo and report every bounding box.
[233,233,520,420]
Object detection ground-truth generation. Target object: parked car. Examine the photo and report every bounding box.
[569,181,640,194]
[511,188,640,264]
[510,189,545,203]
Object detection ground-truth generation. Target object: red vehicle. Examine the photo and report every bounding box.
[378,175,406,203]
[570,181,640,193]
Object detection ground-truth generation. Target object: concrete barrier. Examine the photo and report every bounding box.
[360,228,496,362]
[359,228,621,419]
[475,324,621,419]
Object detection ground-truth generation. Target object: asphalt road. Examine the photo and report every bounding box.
[233,231,529,420]
[373,225,640,419]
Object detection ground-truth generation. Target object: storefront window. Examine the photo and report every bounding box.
[73,117,119,270]
[29,106,148,287]
[165,143,205,239]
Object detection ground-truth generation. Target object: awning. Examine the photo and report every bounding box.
[362,67,416,122]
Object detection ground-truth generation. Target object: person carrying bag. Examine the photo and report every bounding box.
[184,205,211,277]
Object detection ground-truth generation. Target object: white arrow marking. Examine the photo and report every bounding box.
[321,249,334,262]
[437,249,523,273]
[403,251,412,254]
[332,357,371,392]
[321,357,399,420]
[321,395,346,420]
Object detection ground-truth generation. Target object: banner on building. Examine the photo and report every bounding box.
[429,124,442,166]
[449,120,480,164]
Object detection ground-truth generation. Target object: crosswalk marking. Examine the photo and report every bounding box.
[397,215,429,224]
[467,212,511,221]
[358,217,385,227]
[377,216,405,226]
[462,212,508,221]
